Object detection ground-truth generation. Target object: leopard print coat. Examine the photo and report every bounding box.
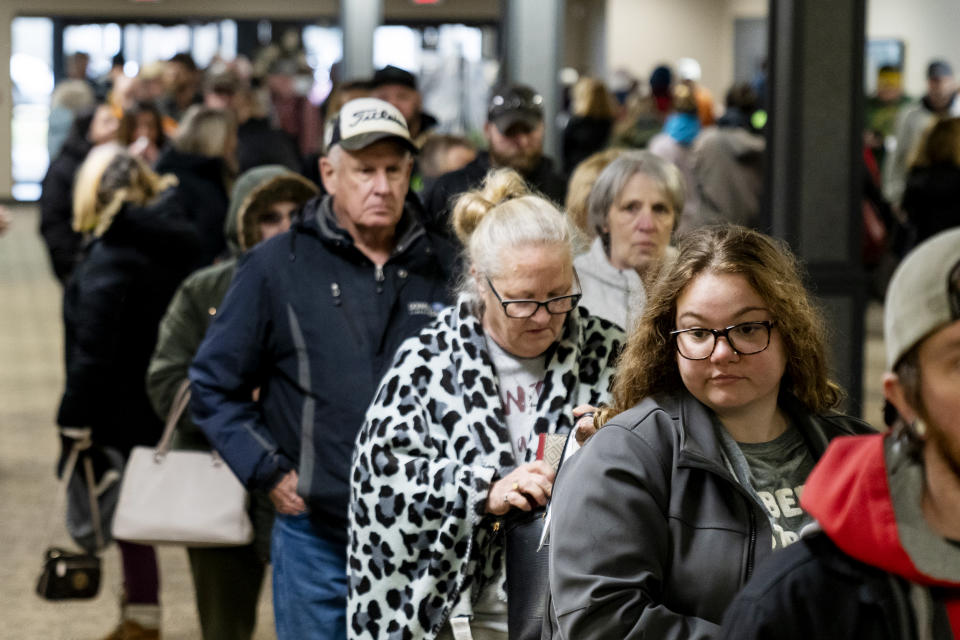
[348,296,624,639]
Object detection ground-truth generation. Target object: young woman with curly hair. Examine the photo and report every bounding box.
[546,224,874,640]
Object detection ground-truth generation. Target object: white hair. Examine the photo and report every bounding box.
[452,169,584,304]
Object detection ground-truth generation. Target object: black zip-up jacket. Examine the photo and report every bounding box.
[901,163,960,249]
[189,195,457,545]
[57,190,204,454]
[155,147,230,265]
[719,533,955,640]
[562,116,613,175]
[39,133,91,284]
[237,117,303,175]
[546,390,872,640]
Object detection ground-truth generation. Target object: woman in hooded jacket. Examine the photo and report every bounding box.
[57,144,202,640]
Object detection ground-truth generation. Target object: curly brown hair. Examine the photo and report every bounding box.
[600,225,843,423]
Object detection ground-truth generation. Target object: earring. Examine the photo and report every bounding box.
[913,418,927,439]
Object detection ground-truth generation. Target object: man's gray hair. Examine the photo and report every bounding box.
[585,150,685,237]
[325,144,343,168]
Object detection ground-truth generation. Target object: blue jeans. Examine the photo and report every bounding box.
[271,512,347,640]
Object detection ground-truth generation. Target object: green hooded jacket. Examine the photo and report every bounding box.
[146,165,318,450]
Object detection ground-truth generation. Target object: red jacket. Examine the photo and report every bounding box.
[803,434,960,637]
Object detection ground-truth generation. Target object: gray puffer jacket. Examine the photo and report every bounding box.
[546,389,874,640]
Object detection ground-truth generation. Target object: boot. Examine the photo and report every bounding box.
[100,602,161,640]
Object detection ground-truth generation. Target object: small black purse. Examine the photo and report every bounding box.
[505,507,550,640]
[36,547,101,600]
[36,428,107,601]
[504,432,569,640]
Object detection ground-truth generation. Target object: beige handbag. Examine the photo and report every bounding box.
[111,380,254,547]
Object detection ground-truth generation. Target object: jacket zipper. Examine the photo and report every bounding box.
[681,454,763,586]
[374,265,385,293]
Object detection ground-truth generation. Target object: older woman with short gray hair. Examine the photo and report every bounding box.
[575,150,684,330]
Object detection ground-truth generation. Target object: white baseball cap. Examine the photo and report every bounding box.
[325,97,417,154]
[884,227,960,369]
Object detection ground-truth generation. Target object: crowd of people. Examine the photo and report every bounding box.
[38,45,960,640]
[864,59,960,287]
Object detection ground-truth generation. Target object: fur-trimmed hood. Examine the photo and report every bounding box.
[224,165,318,255]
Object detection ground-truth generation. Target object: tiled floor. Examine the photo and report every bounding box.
[0,203,888,639]
[0,205,273,640]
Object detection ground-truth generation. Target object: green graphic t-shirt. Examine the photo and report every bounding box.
[737,427,816,549]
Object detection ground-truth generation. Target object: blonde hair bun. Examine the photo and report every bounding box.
[452,168,530,244]
[450,168,583,305]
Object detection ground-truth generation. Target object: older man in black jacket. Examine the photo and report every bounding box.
[190,97,457,640]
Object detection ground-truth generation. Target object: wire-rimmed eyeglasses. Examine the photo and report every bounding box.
[670,321,775,360]
[486,271,582,319]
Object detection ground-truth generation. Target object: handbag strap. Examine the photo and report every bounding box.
[48,428,106,552]
[449,617,475,640]
[81,452,105,550]
[154,379,192,456]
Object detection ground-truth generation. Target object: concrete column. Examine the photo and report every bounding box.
[0,5,14,199]
[504,0,565,160]
[341,0,383,80]
[235,20,261,60]
[765,0,867,414]
[564,0,606,78]
[52,19,65,82]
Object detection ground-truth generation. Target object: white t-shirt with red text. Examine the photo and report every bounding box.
[485,336,547,462]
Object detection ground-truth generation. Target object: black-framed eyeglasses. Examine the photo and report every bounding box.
[486,271,582,319]
[670,321,775,360]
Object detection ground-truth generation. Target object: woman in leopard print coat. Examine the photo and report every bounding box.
[347,170,624,640]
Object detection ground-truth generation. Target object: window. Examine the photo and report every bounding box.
[10,18,238,200]
[373,24,498,135]
[11,17,54,200]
